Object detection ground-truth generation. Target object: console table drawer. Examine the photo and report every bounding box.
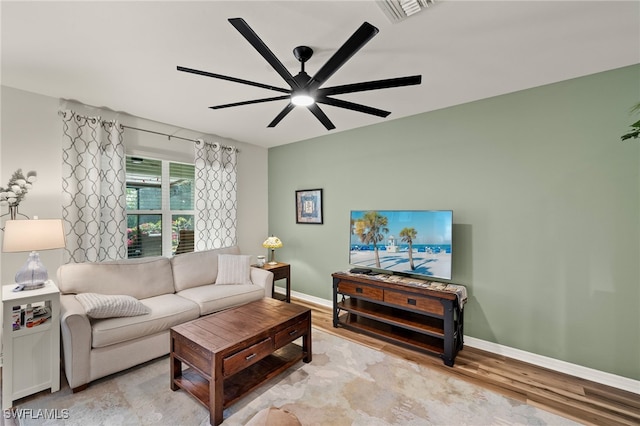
[384,290,443,316]
[337,282,383,301]
[275,318,309,349]
[223,337,273,377]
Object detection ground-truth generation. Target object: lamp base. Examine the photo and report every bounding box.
[22,282,46,291]
[15,251,49,291]
[268,249,278,265]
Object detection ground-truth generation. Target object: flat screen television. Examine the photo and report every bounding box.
[349,210,453,280]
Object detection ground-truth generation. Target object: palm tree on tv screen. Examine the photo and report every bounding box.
[399,227,417,270]
[355,211,389,268]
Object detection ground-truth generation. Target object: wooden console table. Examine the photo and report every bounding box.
[332,272,466,366]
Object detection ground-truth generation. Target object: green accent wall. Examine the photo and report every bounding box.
[268,64,640,380]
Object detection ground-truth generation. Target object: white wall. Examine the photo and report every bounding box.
[0,85,269,285]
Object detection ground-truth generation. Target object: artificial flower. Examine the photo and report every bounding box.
[0,169,37,207]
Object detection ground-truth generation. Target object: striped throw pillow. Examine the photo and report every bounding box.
[215,254,252,285]
[75,293,151,319]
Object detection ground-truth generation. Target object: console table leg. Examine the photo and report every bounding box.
[456,308,465,351]
[442,300,456,367]
[332,278,339,327]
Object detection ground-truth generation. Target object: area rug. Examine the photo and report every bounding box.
[12,328,579,425]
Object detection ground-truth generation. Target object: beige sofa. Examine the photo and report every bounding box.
[56,246,273,391]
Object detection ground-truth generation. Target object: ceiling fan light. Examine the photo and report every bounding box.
[291,94,315,107]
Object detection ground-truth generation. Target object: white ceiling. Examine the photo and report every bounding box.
[2,1,639,148]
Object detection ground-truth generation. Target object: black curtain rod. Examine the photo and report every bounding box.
[58,110,239,152]
[120,125,238,152]
[121,124,198,143]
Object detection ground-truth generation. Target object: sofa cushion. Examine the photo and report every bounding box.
[176,284,264,316]
[215,254,252,285]
[57,257,175,300]
[171,246,241,291]
[90,294,200,348]
[75,293,151,319]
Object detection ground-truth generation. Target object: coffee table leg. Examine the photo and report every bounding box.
[211,361,224,425]
[170,336,180,391]
[170,356,181,390]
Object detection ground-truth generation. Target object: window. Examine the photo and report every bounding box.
[126,156,195,258]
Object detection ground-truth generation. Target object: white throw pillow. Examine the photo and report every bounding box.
[75,293,151,319]
[215,254,252,285]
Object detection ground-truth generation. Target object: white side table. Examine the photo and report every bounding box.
[2,281,60,409]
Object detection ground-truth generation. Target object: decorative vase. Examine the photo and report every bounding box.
[9,205,18,220]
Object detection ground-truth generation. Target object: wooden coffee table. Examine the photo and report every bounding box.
[170,298,312,426]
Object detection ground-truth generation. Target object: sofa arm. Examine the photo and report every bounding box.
[60,294,92,391]
[250,267,274,298]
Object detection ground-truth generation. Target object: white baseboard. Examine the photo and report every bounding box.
[284,288,333,309]
[278,287,640,395]
[463,336,640,395]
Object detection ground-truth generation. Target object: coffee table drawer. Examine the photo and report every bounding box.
[223,337,273,377]
[274,319,309,349]
[173,334,212,375]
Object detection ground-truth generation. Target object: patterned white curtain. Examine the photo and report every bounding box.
[194,140,238,250]
[61,110,127,262]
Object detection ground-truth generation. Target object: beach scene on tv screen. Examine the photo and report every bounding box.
[350,210,452,280]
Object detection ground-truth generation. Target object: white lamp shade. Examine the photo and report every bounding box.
[2,219,66,253]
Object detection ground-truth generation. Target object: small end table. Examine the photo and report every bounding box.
[2,281,60,409]
[259,262,291,303]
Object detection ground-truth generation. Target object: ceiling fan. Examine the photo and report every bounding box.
[177,18,422,130]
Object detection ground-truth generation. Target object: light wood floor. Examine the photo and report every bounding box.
[293,297,640,426]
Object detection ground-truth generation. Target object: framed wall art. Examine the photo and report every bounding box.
[295,189,323,224]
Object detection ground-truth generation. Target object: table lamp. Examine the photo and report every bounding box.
[262,235,283,265]
[2,219,66,290]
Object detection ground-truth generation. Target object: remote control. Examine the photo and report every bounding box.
[349,268,372,274]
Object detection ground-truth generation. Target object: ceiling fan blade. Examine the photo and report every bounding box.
[307,104,336,130]
[308,22,379,91]
[228,18,299,89]
[317,97,390,118]
[177,66,290,94]
[268,103,295,128]
[319,75,422,96]
[210,95,291,110]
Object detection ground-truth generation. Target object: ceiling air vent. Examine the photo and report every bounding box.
[377,0,435,23]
